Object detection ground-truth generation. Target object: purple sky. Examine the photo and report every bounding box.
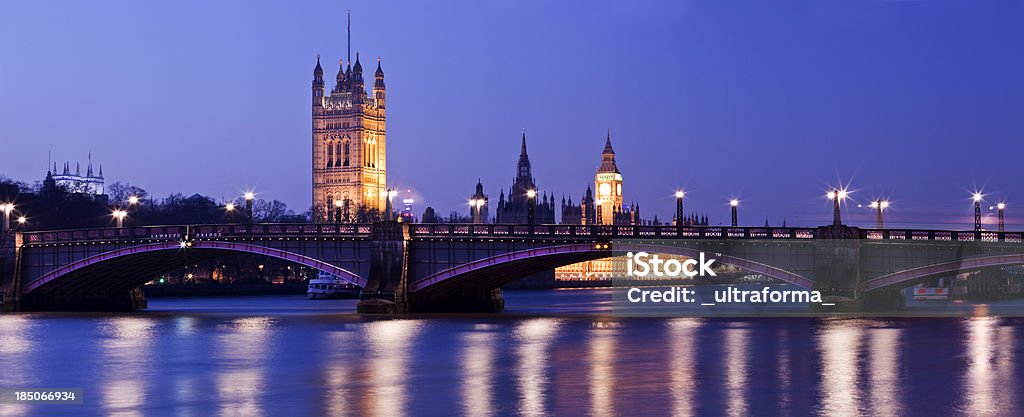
[2,1,1023,229]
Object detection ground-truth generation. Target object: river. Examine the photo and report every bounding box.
[0,289,1022,416]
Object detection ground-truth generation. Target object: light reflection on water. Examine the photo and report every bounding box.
[0,293,1021,416]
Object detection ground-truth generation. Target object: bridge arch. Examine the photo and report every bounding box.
[860,254,1024,293]
[23,240,365,295]
[410,242,812,295]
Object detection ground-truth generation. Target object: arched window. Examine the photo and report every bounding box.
[327,140,334,168]
[343,139,350,167]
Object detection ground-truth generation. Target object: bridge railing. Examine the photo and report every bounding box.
[407,224,820,239]
[22,223,374,245]
[21,222,1024,245]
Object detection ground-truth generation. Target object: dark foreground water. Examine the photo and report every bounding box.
[1,289,1023,417]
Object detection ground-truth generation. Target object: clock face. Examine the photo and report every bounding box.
[599,183,611,196]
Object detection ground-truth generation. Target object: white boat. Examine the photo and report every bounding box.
[307,271,359,299]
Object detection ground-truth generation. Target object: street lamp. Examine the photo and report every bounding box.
[675,191,685,228]
[1,203,13,235]
[334,199,343,224]
[972,191,984,231]
[112,209,128,228]
[385,189,398,221]
[126,195,140,227]
[998,202,1006,233]
[16,216,27,231]
[729,199,739,227]
[869,199,890,229]
[826,188,848,226]
[526,189,537,225]
[244,192,255,224]
[225,202,235,223]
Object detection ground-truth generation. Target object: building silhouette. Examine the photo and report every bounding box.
[311,15,387,223]
[494,130,556,224]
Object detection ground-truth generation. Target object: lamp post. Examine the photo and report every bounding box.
[127,195,139,227]
[112,209,127,228]
[972,192,983,231]
[334,199,343,224]
[675,191,685,229]
[225,202,236,223]
[244,192,255,224]
[730,199,739,227]
[998,202,1006,233]
[1,203,13,235]
[869,199,889,229]
[386,189,398,221]
[826,188,848,226]
[16,216,27,231]
[526,189,537,226]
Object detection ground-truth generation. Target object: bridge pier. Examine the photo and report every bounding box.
[411,289,505,313]
[860,289,905,312]
[20,288,147,312]
[357,221,412,314]
[0,233,22,312]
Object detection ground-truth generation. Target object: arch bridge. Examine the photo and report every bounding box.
[3,222,1024,312]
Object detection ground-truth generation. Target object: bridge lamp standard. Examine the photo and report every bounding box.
[16,216,27,231]
[126,195,140,227]
[334,199,344,224]
[869,200,890,229]
[244,192,255,224]
[729,199,739,227]
[225,202,236,223]
[674,191,685,229]
[826,188,849,226]
[972,192,984,231]
[998,202,1006,233]
[386,189,398,221]
[112,209,128,228]
[1,203,13,235]
[526,189,537,225]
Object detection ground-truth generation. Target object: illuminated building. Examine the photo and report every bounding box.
[311,14,387,222]
[49,155,105,196]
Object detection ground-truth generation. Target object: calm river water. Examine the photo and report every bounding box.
[1,289,1023,417]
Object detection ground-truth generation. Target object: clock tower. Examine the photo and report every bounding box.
[594,131,622,225]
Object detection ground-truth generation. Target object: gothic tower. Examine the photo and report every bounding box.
[594,130,622,225]
[312,13,387,222]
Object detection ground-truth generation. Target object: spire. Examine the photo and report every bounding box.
[598,130,620,173]
[87,153,93,177]
[98,164,104,178]
[76,162,80,176]
[375,56,384,77]
[314,54,323,75]
[347,10,351,63]
[520,129,528,157]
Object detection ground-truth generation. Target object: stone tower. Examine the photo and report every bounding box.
[312,14,387,223]
[594,131,622,225]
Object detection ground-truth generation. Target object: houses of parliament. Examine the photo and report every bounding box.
[311,17,387,223]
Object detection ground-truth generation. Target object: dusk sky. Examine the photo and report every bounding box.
[2,1,1023,229]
